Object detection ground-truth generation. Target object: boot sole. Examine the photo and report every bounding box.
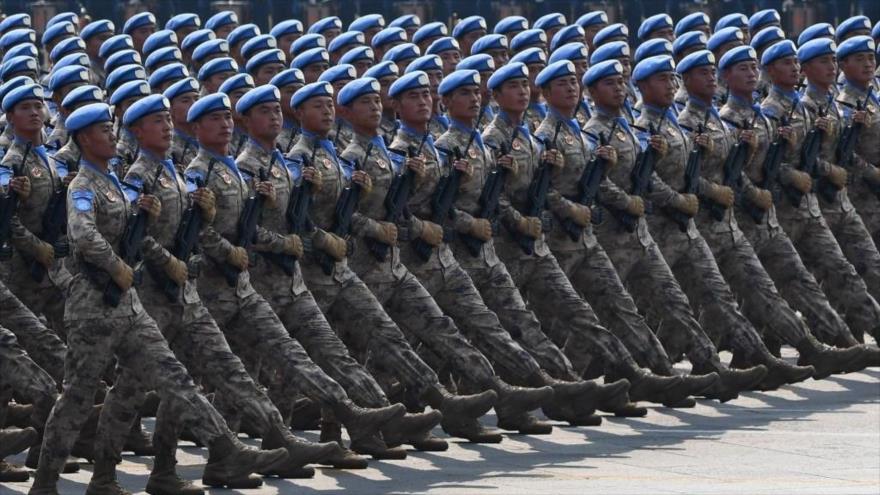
[201,474,262,489]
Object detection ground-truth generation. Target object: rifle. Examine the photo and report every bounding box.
[157,159,216,302]
[711,114,757,222]
[515,121,562,252]
[612,116,664,232]
[328,142,372,239]
[367,132,428,261]
[286,142,336,276]
[562,120,614,242]
[29,154,80,282]
[460,136,514,257]
[0,143,31,260]
[821,87,875,201]
[670,110,709,231]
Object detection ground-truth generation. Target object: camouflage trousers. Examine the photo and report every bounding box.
[847,178,880,248]
[821,193,880,304]
[0,325,57,432]
[40,307,231,476]
[0,281,66,382]
[1,254,69,336]
[593,219,723,368]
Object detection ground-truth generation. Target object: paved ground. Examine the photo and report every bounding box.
[3,353,879,495]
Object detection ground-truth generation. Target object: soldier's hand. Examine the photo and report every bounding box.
[542,149,563,168]
[164,256,188,285]
[649,135,668,156]
[138,194,161,220]
[454,159,473,182]
[110,259,134,291]
[192,188,216,223]
[10,176,30,200]
[419,221,443,246]
[61,172,77,188]
[352,170,373,195]
[695,133,713,153]
[406,156,426,178]
[750,188,773,210]
[516,216,542,239]
[777,125,793,142]
[740,129,758,150]
[316,231,347,261]
[709,184,735,208]
[282,234,303,258]
[827,165,848,188]
[790,170,812,194]
[815,116,833,133]
[625,195,645,216]
[567,203,591,227]
[226,246,249,271]
[33,241,54,268]
[303,166,323,192]
[597,145,617,168]
[852,110,867,125]
[256,180,276,208]
[674,193,699,217]
[468,218,493,241]
[374,221,398,245]
[865,165,880,185]
[497,154,517,174]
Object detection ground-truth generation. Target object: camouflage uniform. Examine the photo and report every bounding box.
[276,122,301,155]
[229,128,249,158]
[0,280,65,382]
[524,101,547,134]
[329,119,356,151]
[761,85,880,342]
[0,325,57,439]
[88,57,106,87]
[115,126,140,171]
[44,119,66,152]
[428,113,449,138]
[378,115,398,145]
[169,129,199,171]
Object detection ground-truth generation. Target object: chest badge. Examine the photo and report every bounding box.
[271,167,282,178]
[322,157,332,169]
[104,189,118,202]
[564,134,575,145]
[468,147,479,159]
[511,140,522,151]
[376,158,388,169]
[31,166,43,178]
[616,131,626,141]
[158,176,171,188]
[219,171,232,184]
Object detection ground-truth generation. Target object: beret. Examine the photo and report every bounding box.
[308,16,342,35]
[227,23,260,47]
[192,38,229,64]
[404,54,442,73]
[412,22,447,45]
[761,39,796,66]
[41,21,76,47]
[181,29,215,52]
[245,48,286,74]
[61,85,104,110]
[148,62,189,88]
[510,47,547,65]
[438,69,480,95]
[534,13,567,31]
[751,26,785,50]
[291,80,334,108]
[708,26,745,52]
[49,36,85,63]
[487,61,528,90]
[365,60,400,79]
[389,70,430,97]
[270,68,306,87]
[675,12,711,37]
[593,23,629,47]
[510,29,547,51]
[749,9,781,32]
[48,65,90,91]
[453,16,487,38]
[638,13,673,40]
[494,16,528,35]
[836,35,875,60]
[536,59,576,87]
[271,19,304,39]
[2,83,43,112]
[218,73,255,95]
[589,40,629,65]
[205,11,238,31]
[471,34,508,55]
[105,64,147,92]
[144,46,182,71]
[676,49,716,74]
[349,14,385,33]
[837,16,871,41]
[383,43,420,63]
[0,56,37,80]
[576,11,609,29]
[187,92,231,122]
[549,41,589,64]
[457,53,494,72]
[123,93,170,126]
[166,14,201,32]
[583,58,624,86]
[109,79,150,105]
[236,84,281,114]
[634,38,673,64]
[142,29,178,56]
[123,12,156,34]
[318,64,356,84]
[797,38,836,64]
[715,13,748,32]
[339,46,375,65]
[291,47,330,69]
[426,36,460,55]
[65,103,113,133]
[291,34,326,55]
[104,49,142,75]
[551,24,585,52]
[240,34,277,59]
[797,23,835,46]
[197,57,238,81]
[163,77,200,101]
[389,15,421,30]
[673,31,708,57]
[632,54,675,81]
[337,77,380,106]
[328,31,365,54]
[719,45,758,70]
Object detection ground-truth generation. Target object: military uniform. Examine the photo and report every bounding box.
[0,325,58,446]
[329,119,356,150]
[0,280,65,382]
[378,115,398,145]
[115,126,140,171]
[169,128,199,170]
[229,128,249,158]
[276,122,301,155]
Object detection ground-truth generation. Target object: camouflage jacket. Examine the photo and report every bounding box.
[170,129,199,172]
[837,81,879,169]
[276,122,301,155]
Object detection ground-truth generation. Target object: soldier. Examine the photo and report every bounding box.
[548,43,592,126]
[45,65,91,151]
[404,54,449,137]
[27,100,289,494]
[81,20,115,87]
[364,61,400,143]
[271,68,306,154]
[291,47,330,85]
[453,16,487,58]
[319,64,357,149]
[197,57,238,96]
[122,12,157,56]
[218,73,255,157]
[456,54,496,129]
[307,16,342,44]
[166,13,202,43]
[109,77,151,173]
[205,11,239,40]
[165,77,201,168]
[271,20,304,58]
[247,49,286,87]
[510,48,548,133]
[427,36,462,77]
[412,22,447,54]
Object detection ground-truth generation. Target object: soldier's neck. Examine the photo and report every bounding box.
[174,121,196,136]
[141,145,168,159]
[352,123,379,137]
[13,130,42,146]
[498,109,524,125]
[302,128,329,140]
[251,135,276,152]
[400,119,428,134]
[82,153,109,171]
[202,143,229,157]
[729,88,754,103]
[843,77,870,91]
[771,81,797,93]
[548,104,575,119]
[805,79,832,95]
[594,103,623,117]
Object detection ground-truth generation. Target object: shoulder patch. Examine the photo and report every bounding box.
[71,189,95,212]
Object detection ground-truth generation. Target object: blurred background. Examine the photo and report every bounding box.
[3,0,879,43]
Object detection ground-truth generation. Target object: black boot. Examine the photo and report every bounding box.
[85,458,131,495]
[123,420,155,456]
[145,454,204,495]
[797,336,876,377]
[381,410,442,448]
[201,436,288,489]
[317,421,370,469]
[331,400,405,442]
[422,385,497,419]
[260,425,341,478]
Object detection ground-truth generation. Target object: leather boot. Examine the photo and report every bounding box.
[331,400,405,442]
[201,436,288,489]
[496,411,553,435]
[0,426,37,458]
[123,420,155,456]
[422,385,497,419]
[440,415,503,443]
[317,421,369,469]
[381,410,442,448]
[0,460,30,483]
[622,369,685,404]
[492,378,553,419]
[694,362,767,402]
[797,336,876,377]
[85,458,131,495]
[350,433,408,460]
[145,455,204,495]
[260,426,341,478]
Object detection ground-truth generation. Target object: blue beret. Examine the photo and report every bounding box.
[3,43,38,63]
[673,31,708,57]
[837,16,871,41]
[123,93,170,126]
[761,39,796,65]
[389,70,430,97]
[350,14,385,33]
[49,65,90,91]
[148,62,189,88]
[548,42,588,65]
[192,39,229,64]
[328,31,365,54]
[638,14,673,40]
[104,50,142,74]
[0,29,36,52]
[536,59,576,86]
[453,16,487,39]
[471,34,508,55]
[589,40,629,65]
[241,35,279,59]
[389,15,421,30]
[749,9,780,33]
[708,27,745,52]
[383,43,420,63]
[494,16,528,35]
[837,35,875,60]
[0,77,34,106]
[227,23,260,47]
[405,54,441,74]
[246,49,286,73]
[798,38,836,64]
[308,16,342,35]
[270,68,306,87]
[145,46,182,71]
[798,23,835,46]
[339,46,374,64]
[143,29,177,56]
[236,84,281,114]
[487,61,528,90]
[551,24,585,52]
[338,77,380,106]
[426,36,460,55]
[271,19,304,39]
[634,38,673,64]
[510,47,547,66]
[292,47,330,69]
[593,23,629,47]
[181,29,215,52]
[365,60,400,79]
[719,45,757,70]
[109,79,150,105]
[2,83,43,112]
[632,54,675,81]
[576,11,608,29]
[676,49,716,74]
[81,20,115,41]
[163,77,200,101]
[47,12,78,29]
[583,58,623,86]
[751,27,785,51]
[412,22,447,45]
[534,13,567,31]
[510,29,547,51]
[318,64,356,84]
[53,51,88,71]
[457,53,494,72]
[715,13,747,32]
[291,81,334,108]
[205,11,238,32]
[219,73,255,95]
[49,36,85,63]
[106,64,147,91]
[873,21,880,41]
[197,57,238,81]
[0,14,30,33]
[166,14,200,32]
[373,27,407,48]
[61,85,103,110]
[0,56,37,79]
[123,12,156,34]
[438,69,480,95]
[187,92,231,122]
[675,12,710,37]
[42,21,76,46]
[65,103,113,133]
[291,34,326,56]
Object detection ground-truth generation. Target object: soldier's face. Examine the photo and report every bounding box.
[216,23,237,39]
[194,109,233,148]
[439,50,461,75]
[682,65,717,100]
[171,93,198,125]
[460,29,486,56]
[840,52,877,84]
[724,60,759,94]
[205,71,235,94]
[544,75,580,111]
[573,59,589,81]
[494,78,530,113]
[243,102,282,141]
[295,96,335,134]
[81,121,118,160]
[344,93,382,131]
[443,85,481,122]
[9,100,44,134]
[767,56,800,88]
[131,25,157,52]
[393,87,432,124]
[427,70,442,100]
[638,71,676,107]
[303,62,329,83]
[648,28,675,43]
[378,77,395,111]
[87,32,112,57]
[490,49,509,68]
[589,75,627,109]
[353,60,373,77]
[802,55,838,87]
[279,84,302,120]
[132,110,173,153]
[322,28,342,44]
[255,63,285,86]
[584,24,606,50]
[277,33,301,56]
